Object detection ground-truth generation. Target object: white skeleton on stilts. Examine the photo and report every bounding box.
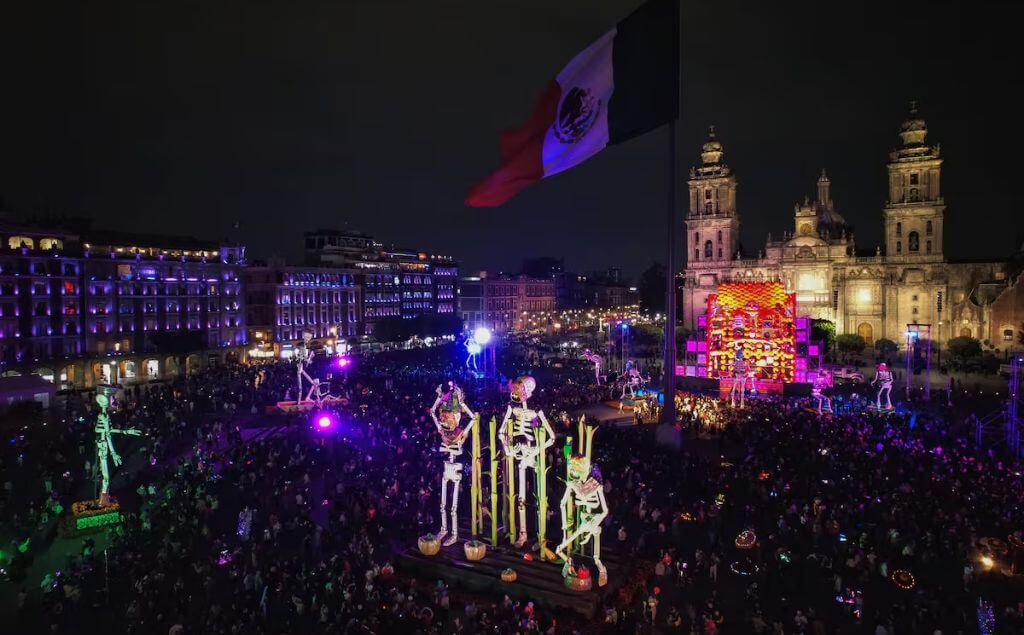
[619,360,648,400]
[94,386,141,507]
[498,376,555,548]
[871,362,894,410]
[556,427,609,587]
[812,368,834,414]
[296,331,330,407]
[429,381,476,546]
[582,349,602,384]
[730,349,750,408]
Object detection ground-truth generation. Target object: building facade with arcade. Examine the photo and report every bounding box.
[680,106,1007,346]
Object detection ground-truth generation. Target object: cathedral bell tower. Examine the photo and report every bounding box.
[883,102,944,260]
[686,126,740,264]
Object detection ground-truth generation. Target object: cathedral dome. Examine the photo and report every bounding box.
[898,102,928,147]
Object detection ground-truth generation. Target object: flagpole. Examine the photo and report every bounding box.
[662,119,677,427]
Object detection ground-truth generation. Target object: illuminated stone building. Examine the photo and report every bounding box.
[458,272,557,334]
[680,105,1007,345]
[0,221,246,387]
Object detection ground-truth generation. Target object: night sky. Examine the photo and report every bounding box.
[2,1,1019,279]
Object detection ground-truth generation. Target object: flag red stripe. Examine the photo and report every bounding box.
[464,81,561,207]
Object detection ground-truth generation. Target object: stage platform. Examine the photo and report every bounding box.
[396,538,628,619]
[572,403,635,427]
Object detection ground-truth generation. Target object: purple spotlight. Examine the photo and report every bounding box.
[313,411,337,431]
[335,356,351,369]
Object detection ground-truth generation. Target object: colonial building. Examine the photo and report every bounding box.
[458,272,557,334]
[680,105,1007,345]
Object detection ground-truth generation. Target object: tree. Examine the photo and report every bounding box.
[874,338,898,357]
[946,336,982,363]
[835,334,866,360]
[811,319,836,352]
[638,262,666,314]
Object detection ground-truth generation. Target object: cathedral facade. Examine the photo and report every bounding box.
[679,106,1006,346]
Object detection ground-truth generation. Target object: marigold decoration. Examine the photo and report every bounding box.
[892,569,915,590]
[706,282,796,382]
[418,533,441,556]
[501,568,518,583]
[735,530,757,549]
[463,539,486,561]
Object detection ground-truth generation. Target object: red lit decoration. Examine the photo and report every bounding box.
[706,282,796,382]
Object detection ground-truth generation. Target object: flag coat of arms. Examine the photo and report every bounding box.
[466,0,679,207]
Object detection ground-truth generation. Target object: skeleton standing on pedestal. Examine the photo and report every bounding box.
[94,387,141,507]
[296,331,329,407]
[429,381,476,546]
[499,376,555,548]
[812,368,834,414]
[730,349,750,408]
[871,362,894,410]
[582,350,602,384]
[556,428,609,587]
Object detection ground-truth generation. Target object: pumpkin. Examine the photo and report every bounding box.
[564,571,593,592]
[464,540,486,561]
[418,534,440,556]
[500,568,517,583]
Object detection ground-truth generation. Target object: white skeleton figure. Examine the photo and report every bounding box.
[812,368,834,414]
[498,376,555,548]
[582,350,602,384]
[556,448,609,587]
[94,389,141,507]
[730,350,750,408]
[429,381,476,546]
[871,362,894,410]
[296,331,330,407]
[619,361,648,400]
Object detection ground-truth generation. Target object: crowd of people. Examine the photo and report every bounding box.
[2,343,1023,634]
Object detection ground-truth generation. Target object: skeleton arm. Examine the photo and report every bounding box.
[538,411,556,450]
[558,487,573,541]
[456,414,477,445]
[460,401,476,420]
[498,406,513,453]
[593,486,610,527]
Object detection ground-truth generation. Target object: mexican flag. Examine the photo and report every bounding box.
[465,0,679,208]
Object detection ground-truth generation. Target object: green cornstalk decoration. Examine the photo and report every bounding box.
[537,422,549,561]
[489,416,499,546]
[470,413,481,537]
[504,420,517,544]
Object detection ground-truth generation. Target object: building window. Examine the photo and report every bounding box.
[704,240,713,259]
[694,248,700,261]
[896,222,902,236]
[909,187,919,202]
[908,231,920,252]
[705,189,712,200]
[909,173,918,185]
[717,230,722,243]
[926,220,933,235]
[926,240,932,254]
[911,295,918,302]
[718,248,723,258]
[896,241,902,255]
[704,202,712,214]
[1004,329,1015,342]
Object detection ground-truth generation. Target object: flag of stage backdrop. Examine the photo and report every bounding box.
[465,0,679,208]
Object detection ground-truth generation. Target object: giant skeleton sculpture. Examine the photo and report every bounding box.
[729,349,751,408]
[94,386,142,506]
[556,425,609,587]
[499,376,556,548]
[619,360,649,400]
[812,367,834,414]
[581,350,603,384]
[296,331,331,408]
[429,381,477,546]
[871,362,894,410]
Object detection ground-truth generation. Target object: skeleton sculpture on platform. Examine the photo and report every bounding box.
[94,387,141,507]
[619,360,648,400]
[296,331,330,408]
[499,376,555,548]
[730,349,750,408]
[556,425,609,587]
[582,349,602,384]
[812,367,834,414]
[429,381,476,546]
[871,362,894,410]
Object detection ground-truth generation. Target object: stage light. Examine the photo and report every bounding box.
[472,326,492,345]
[312,412,337,431]
[335,356,351,369]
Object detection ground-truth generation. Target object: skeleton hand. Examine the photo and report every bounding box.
[112,452,122,467]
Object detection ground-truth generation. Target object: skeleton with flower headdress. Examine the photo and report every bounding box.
[429,381,477,546]
[498,376,555,548]
[556,423,608,587]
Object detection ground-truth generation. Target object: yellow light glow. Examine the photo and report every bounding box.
[980,555,994,569]
[857,288,871,303]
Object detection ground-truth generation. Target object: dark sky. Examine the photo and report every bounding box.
[2,1,1019,279]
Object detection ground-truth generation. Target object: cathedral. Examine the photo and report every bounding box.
[679,105,1007,346]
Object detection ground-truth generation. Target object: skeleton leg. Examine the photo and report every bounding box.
[556,525,589,577]
[592,529,607,587]
[438,468,450,542]
[515,461,528,547]
[444,466,462,546]
[98,445,111,505]
[882,384,892,409]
